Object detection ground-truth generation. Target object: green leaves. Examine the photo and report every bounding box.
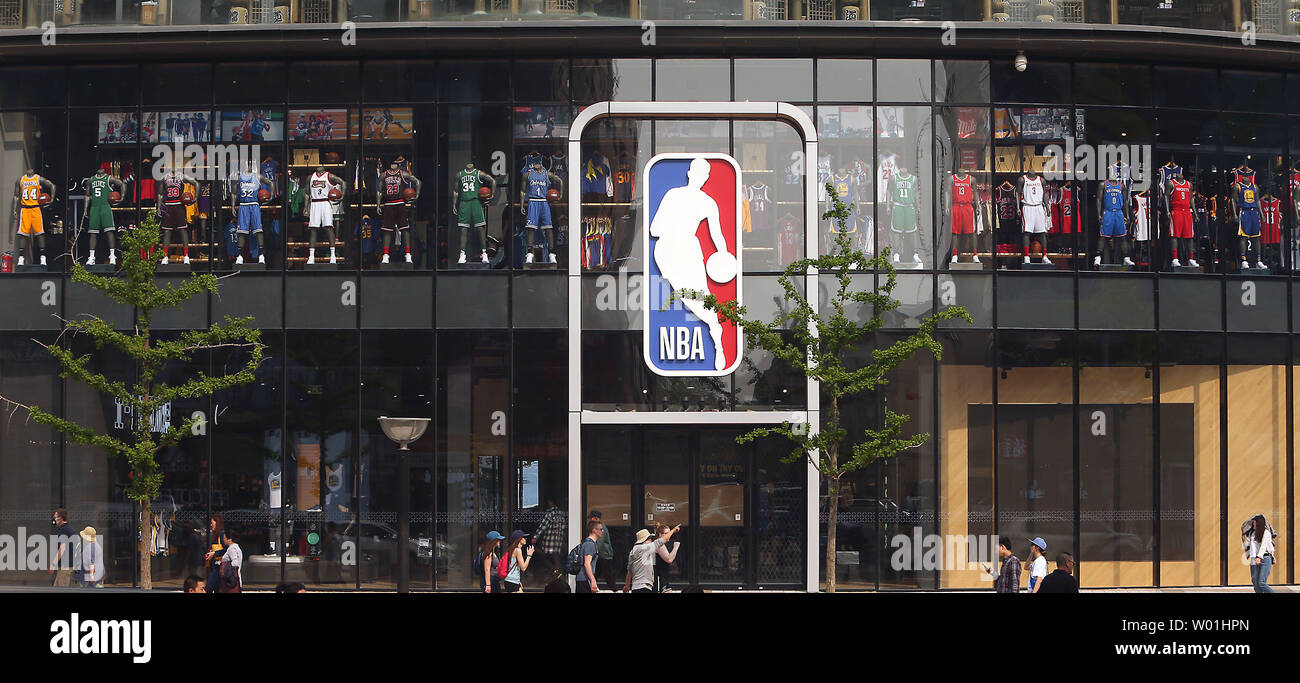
[692,181,972,482]
[25,209,264,506]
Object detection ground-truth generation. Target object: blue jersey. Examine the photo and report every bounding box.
[250,118,266,136]
[1103,181,1124,211]
[261,159,278,190]
[526,169,550,200]
[237,173,259,205]
[1237,181,1259,209]
[581,153,612,196]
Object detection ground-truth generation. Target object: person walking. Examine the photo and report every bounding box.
[478,531,504,594]
[1242,513,1278,593]
[217,529,243,593]
[1027,537,1048,593]
[623,529,660,593]
[50,508,77,587]
[652,523,682,593]
[77,526,104,588]
[981,537,1021,593]
[575,520,603,593]
[588,510,617,590]
[532,498,566,581]
[501,530,534,593]
[1037,553,1079,593]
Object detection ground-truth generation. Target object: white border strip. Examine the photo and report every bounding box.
[568,102,819,592]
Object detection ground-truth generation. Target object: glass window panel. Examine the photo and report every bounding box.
[938,332,994,589]
[817,105,872,258]
[935,61,990,104]
[1155,67,1218,110]
[875,59,930,103]
[1078,333,1155,588]
[878,332,936,589]
[875,106,933,266]
[0,334,61,587]
[1221,70,1283,114]
[290,62,360,104]
[655,59,729,101]
[992,61,1070,104]
[1154,109,1219,272]
[512,331,567,588]
[1075,63,1152,107]
[513,60,570,103]
[935,106,991,270]
[438,331,508,590]
[2,111,68,274]
[439,105,511,269]
[1078,274,1155,329]
[997,273,1074,329]
[572,59,652,103]
[362,60,437,104]
[359,330,433,589]
[70,66,138,108]
[1158,334,1221,587]
[143,64,212,107]
[1158,277,1222,331]
[284,332,359,588]
[817,59,872,102]
[734,59,813,102]
[995,331,1076,588]
[1226,335,1287,587]
[215,63,286,105]
[438,60,510,103]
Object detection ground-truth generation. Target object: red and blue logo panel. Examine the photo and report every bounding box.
[642,153,742,377]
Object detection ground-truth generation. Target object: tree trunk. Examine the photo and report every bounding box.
[826,475,838,593]
[138,505,152,590]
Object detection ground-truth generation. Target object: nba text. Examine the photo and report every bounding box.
[49,613,152,664]
[151,141,262,182]
[888,529,1001,576]
[1041,137,1152,191]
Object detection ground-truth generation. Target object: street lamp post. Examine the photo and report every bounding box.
[377,417,429,593]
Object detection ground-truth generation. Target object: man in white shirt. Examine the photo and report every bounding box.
[623,529,659,593]
[1028,537,1048,593]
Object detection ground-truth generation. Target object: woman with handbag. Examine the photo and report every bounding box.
[1243,514,1278,593]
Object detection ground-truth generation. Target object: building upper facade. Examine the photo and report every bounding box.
[2,0,1298,36]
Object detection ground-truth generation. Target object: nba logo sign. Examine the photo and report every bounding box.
[643,154,743,377]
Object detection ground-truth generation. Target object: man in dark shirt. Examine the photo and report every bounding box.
[982,537,1021,593]
[50,508,77,587]
[575,520,604,593]
[1037,552,1080,594]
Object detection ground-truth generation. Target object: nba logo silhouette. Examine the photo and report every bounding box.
[643,153,743,377]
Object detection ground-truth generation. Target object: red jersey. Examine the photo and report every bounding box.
[951,174,974,205]
[1261,196,1282,244]
[1050,184,1075,234]
[1169,178,1192,211]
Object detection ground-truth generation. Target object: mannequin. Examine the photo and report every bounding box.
[889,166,921,267]
[1095,172,1135,267]
[1260,190,1282,270]
[157,167,199,265]
[12,169,55,267]
[305,165,346,265]
[1018,169,1050,265]
[520,161,564,264]
[454,162,496,264]
[230,162,272,265]
[1232,171,1264,270]
[1164,169,1199,268]
[948,168,981,264]
[83,168,125,266]
[1132,188,1152,265]
[1231,158,1256,187]
[377,160,423,264]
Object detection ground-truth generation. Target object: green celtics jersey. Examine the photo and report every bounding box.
[88,174,113,207]
[892,174,916,207]
[457,168,484,201]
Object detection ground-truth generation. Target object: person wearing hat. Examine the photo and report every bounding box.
[588,510,616,590]
[623,528,660,593]
[1027,537,1048,593]
[478,531,505,594]
[501,530,535,593]
[77,526,104,589]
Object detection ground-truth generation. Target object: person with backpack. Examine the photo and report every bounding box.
[500,530,535,593]
[477,531,504,594]
[571,520,604,593]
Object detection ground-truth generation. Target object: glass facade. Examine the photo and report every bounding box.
[1,54,1297,590]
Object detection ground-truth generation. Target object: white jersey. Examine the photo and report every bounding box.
[1021,176,1044,206]
[1134,194,1151,241]
[309,172,332,201]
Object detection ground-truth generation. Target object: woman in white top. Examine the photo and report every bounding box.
[1245,514,1277,593]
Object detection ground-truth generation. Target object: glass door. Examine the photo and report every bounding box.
[643,429,691,588]
[698,431,747,586]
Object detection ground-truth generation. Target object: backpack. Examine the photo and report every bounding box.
[497,553,511,579]
[565,540,587,576]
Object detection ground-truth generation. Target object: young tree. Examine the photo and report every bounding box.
[678,183,971,592]
[1,212,264,589]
